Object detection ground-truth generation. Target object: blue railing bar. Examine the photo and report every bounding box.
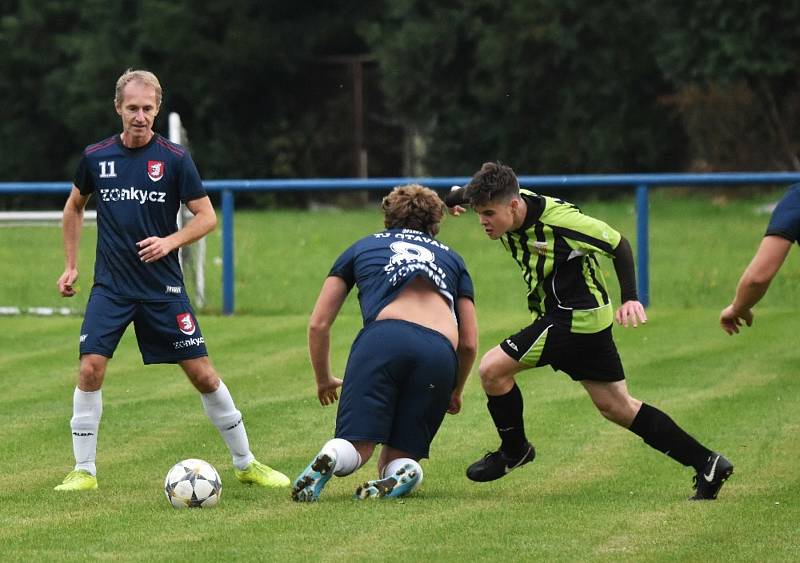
[0,182,73,194]
[517,172,800,187]
[199,172,800,192]
[3,172,800,195]
[636,185,650,308]
[221,189,235,316]
[202,178,472,191]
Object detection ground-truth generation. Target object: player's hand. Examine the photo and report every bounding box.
[57,268,79,297]
[615,300,647,328]
[446,185,467,216]
[137,236,176,263]
[447,391,463,415]
[719,304,753,335]
[317,376,343,406]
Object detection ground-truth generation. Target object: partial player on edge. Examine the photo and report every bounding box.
[720,184,800,334]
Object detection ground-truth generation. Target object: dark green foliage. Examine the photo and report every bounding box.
[0,0,403,183]
[1,0,799,185]
[363,0,688,174]
[653,0,800,170]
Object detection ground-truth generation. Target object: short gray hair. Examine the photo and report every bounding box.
[114,69,163,108]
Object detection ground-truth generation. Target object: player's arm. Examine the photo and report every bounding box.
[611,236,647,327]
[58,186,89,297]
[138,196,217,263]
[720,235,792,334]
[444,185,468,216]
[308,276,349,406]
[449,296,478,415]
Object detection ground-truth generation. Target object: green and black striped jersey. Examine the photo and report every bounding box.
[501,189,621,334]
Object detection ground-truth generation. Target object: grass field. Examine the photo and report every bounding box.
[2,189,799,561]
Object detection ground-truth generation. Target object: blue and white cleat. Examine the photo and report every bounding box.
[291,453,336,502]
[354,463,420,499]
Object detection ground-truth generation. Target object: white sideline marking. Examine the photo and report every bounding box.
[0,210,97,226]
[0,307,80,316]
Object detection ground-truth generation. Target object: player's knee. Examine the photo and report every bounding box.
[594,401,618,422]
[594,398,634,426]
[182,360,220,393]
[78,357,106,390]
[478,357,511,389]
[194,372,220,393]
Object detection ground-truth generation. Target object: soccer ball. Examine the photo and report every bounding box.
[164,458,222,508]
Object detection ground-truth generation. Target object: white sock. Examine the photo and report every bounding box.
[200,380,254,470]
[383,457,424,488]
[71,387,102,476]
[321,438,362,477]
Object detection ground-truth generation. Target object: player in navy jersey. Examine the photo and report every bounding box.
[291,184,478,501]
[721,184,800,334]
[446,162,732,500]
[54,69,289,491]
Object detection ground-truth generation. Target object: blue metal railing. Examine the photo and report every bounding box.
[4,172,800,314]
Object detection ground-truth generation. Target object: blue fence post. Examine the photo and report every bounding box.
[222,189,235,315]
[635,184,649,308]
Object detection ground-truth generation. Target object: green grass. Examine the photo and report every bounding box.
[1,190,799,561]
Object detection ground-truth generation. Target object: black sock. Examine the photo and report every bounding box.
[486,384,528,456]
[628,403,712,472]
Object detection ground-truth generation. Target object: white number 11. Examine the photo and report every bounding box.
[99,161,116,178]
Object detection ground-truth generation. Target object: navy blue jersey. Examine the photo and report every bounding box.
[766,185,800,244]
[73,133,206,301]
[329,228,474,325]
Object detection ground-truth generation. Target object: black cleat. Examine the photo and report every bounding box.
[466,443,535,482]
[690,453,733,500]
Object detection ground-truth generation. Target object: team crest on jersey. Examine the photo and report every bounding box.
[532,241,549,256]
[176,313,196,336]
[147,160,165,182]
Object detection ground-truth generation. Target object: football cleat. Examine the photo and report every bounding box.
[291,453,336,502]
[235,460,290,488]
[355,463,420,499]
[54,469,98,491]
[466,442,535,482]
[690,452,733,500]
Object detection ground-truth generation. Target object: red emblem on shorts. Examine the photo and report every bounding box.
[176,313,196,335]
[147,160,165,182]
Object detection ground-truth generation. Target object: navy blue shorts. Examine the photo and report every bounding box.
[79,289,208,364]
[334,319,458,459]
[500,319,624,382]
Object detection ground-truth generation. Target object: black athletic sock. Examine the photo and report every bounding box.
[486,384,528,457]
[628,403,712,472]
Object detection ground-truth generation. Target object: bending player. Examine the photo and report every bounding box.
[292,184,477,501]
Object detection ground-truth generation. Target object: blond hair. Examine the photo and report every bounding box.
[114,69,163,108]
[381,184,445,236]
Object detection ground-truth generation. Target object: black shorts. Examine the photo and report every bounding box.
[500,318,624,382]
[334,319,458,459]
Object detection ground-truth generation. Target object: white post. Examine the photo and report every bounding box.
[169,112,206,308]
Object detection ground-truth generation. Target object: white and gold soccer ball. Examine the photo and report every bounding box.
[164,458,222,508]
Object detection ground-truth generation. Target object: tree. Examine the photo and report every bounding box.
[0,1,86,181]
[654,0,800,170]
[362,0,687,175]
[0,0,403,187]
